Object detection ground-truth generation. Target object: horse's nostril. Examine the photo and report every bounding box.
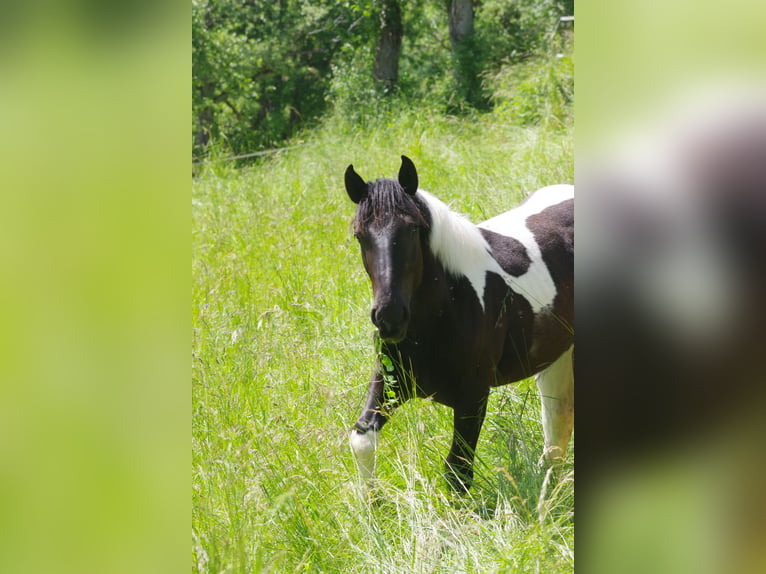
[371,302,409,341]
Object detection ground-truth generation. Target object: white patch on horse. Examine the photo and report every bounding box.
[419,185,573,313]
[480,185,574,313]
[349,430,378,481]
[418,190,504,311]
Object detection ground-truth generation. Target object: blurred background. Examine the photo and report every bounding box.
[0,1,188,573]
[577,2,766,573]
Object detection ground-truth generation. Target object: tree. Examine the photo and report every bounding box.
[447,0,484,108]
[373,0,403,88]
[448,0,474,46]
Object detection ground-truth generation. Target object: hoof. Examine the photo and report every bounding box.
[445,461,473,493]
[349,430,378,481]
[538,445,566,469]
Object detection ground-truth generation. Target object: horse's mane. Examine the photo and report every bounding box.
[352,179,431,234]
[417,190,499,309]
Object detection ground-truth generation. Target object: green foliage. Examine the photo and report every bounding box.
[192,0,574,159]
[443,0,571,111]
[477,0,570,64]
[192,111,573,572]
[326,44,390,126]
[192,0,371,158]
[487,53,574,130]
[310,2,456,128]
[397,2,454,109]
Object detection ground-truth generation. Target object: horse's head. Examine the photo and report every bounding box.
[345,156,429,343]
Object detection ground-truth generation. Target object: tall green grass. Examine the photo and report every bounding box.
[192,110,573,573]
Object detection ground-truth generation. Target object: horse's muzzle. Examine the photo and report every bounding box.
[371,302,409,343]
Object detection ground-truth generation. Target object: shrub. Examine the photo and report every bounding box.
[486,52,574,129]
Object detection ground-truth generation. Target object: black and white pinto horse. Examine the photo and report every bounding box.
[346,156,574,490]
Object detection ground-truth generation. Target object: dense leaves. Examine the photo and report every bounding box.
[192,0,572,160]
[192,0,371,157]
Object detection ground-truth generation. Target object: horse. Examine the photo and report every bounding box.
[345,155,574,491]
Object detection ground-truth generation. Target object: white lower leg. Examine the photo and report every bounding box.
[536,346,574,465]
[349,430,379,481]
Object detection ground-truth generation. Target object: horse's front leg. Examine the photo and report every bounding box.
[349,367,400,481]
[445,394,488,492]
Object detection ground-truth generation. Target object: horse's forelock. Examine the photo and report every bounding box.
[352,178,430,233]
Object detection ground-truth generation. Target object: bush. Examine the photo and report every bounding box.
[486,52,574,129]
[192,0,368,159]
[326,45,389,127]
[476,0,570,63]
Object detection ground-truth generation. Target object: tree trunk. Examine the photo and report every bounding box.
[448,0,474,47]
[195,107,212,148]
[373,0,403,88]
[194,85,214,149]
[447,0,484,108]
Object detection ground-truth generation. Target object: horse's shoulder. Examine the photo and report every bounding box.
[479,228,532,277]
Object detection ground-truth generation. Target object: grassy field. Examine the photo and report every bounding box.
[192,111,573,573]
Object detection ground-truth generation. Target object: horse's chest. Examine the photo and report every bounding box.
[406,282,568,395]
[400,303,509,401]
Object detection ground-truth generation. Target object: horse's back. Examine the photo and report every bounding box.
[481,184,573,286]
[479,184,574,235]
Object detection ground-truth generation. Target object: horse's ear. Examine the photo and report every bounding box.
[398,155,418,196]
[345,164,368,204]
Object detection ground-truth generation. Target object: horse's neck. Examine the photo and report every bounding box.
[410,247,454,327]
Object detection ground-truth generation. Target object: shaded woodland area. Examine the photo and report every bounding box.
[192,0,574,160]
